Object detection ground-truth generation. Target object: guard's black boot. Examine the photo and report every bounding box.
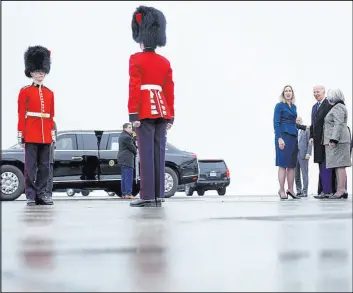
[130,198,162,207]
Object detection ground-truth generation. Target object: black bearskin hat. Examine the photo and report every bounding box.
[24,45,51,78]
[131,6,167,49]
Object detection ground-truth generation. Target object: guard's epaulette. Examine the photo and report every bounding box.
[21,85,31,90]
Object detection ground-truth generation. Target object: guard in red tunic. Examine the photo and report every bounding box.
[128,6,175,207]
[18,45,56,206]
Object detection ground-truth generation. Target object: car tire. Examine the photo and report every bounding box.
[164,167,178,198]
[66,189,75,196]
[0,165,24,201]
[81,189,90,196]
[218,187,226,196]
[197,190,205,196]
[107,192,116,196]
[185,185,194,196]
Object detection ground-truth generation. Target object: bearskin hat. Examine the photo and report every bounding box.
[24,45,51,78]
[131,6,167,49]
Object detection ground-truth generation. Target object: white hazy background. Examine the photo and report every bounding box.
[2,1,352,195]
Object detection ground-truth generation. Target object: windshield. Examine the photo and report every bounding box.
[199,161,226,171]
[8,143,22,149]
[166,142,180,151]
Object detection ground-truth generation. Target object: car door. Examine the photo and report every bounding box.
[99,133,122,181]
[80,132,101,182]
[53,133,83,184]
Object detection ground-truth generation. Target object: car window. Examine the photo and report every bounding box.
[81,134,99,150]
[199,161,226,171]
[56,134,77,150]
[107,135,120,151]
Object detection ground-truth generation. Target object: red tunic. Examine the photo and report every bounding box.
[17,83,55,144]
[128,51,175,124]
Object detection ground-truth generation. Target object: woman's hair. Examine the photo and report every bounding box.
[280,85,296,105]
[327,88,345,104]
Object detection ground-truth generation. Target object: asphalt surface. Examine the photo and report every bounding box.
[1,193,352,292]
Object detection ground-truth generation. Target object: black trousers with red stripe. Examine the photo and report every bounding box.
[136,118,167,200]
[24,143,51,200]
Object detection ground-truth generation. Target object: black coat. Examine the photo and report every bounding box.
[117,131,137,168]
[310,98,333,163]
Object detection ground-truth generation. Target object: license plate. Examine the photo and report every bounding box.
[210,171,217,177]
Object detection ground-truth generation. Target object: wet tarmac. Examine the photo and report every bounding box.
[1,194,352,292]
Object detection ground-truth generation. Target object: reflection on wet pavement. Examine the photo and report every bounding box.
[1,196,352,292]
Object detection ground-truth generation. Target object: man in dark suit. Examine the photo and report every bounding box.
[117,123,137,199]
[295,116,313,197]
[309,85,337,198]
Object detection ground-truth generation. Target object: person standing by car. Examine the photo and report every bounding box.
[323,89,351,199]
[273,85,307,200]
[17,46,56,206]
[45,122,57,199]
[128,6,175,207]
[117,123,137,199]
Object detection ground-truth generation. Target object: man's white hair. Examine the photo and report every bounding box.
[313,84,326,91]
[327,88,345,103]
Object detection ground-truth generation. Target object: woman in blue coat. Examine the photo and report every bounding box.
[274,85,307,200]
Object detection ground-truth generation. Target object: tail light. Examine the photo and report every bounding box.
[192,153,197,159]
[226,168,230,178]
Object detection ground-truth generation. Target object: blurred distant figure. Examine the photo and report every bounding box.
[273,85,307,200]
[310,85,337,198]
[295,116,313,197]
[117,123,137,199]
[323,89,351,199]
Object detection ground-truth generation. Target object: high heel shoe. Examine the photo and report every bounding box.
[278,191,288,200]
[329,192,348,199]
[286,190,300,199]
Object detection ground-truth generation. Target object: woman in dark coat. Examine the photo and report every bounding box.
[274,85,307,200]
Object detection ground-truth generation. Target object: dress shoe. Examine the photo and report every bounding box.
[296,192,302,196]
[36,196,54,205]
[130,198,162,207]
[26,199,36,206]
[314,193,330,199]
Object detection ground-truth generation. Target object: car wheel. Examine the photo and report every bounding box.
[107,192,116,196]
[197,190,205,196]
[81,190,90,196]
[218,187,226,196]
[185,185,194,196]
[66,189,75,196]
[0,165,24,201]
[164,167,178,198]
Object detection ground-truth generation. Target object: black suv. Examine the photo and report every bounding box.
[0,129,199,201]
[184,159,230,196]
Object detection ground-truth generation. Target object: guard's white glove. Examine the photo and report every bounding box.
[51,130,56,142]
[17,131,23,144]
